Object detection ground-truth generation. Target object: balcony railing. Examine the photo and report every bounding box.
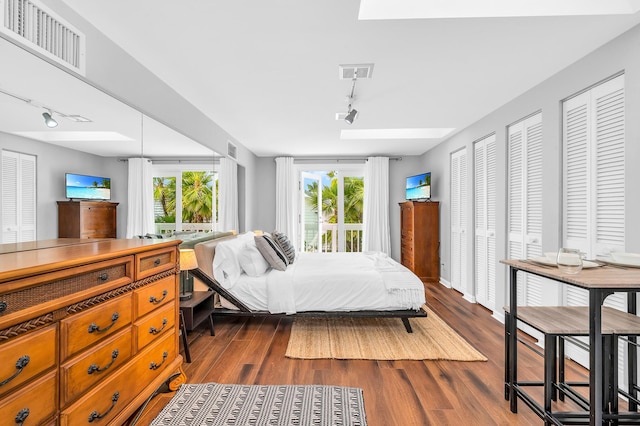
[312,223,363,253]
[155,222,216,236]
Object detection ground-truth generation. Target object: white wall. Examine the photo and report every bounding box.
[421,23,640,310]
[1,132,127,239]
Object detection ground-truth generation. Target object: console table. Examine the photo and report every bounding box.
[0,239,186,425]
[502,259,640,425]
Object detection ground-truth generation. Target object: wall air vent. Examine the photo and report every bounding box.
[0,0,86,75]
[338,63,374,80]
[227,141,237,160]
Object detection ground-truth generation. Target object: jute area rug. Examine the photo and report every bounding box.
[150,382,367,426]
[285,306,487,361]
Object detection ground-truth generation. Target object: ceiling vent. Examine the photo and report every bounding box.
[227,141,237,160]
[0,0,86,75]
[338,63,374,80]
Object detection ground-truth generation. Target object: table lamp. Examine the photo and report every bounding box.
[179,249,198,301]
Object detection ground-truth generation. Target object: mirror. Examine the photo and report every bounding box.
[0,37,219,245]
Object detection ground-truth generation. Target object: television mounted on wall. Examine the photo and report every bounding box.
[406,172,431,201]
[65,173,111,200]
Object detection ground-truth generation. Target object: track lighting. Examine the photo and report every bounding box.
[42,110,58,128]
[344,108,358,125]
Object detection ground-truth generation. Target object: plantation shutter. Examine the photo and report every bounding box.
[1,150,36,243]
[451,148,467,292]
[474,134,496,310]
[508,112,543,306]
[562,74,626,381]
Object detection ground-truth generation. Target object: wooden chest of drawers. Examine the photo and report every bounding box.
[399,201,440,283]
[0,239,185,426]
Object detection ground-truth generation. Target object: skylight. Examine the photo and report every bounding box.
[340,128,455,140]
[359,0,640,20]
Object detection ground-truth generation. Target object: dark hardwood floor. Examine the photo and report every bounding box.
[133,283,590,425]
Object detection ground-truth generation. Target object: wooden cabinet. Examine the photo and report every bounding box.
[0,239,186,426]
[57,201,118,238]
[399,201,439,283]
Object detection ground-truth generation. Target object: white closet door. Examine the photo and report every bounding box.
[508,112,544,306]
[474,134,496,310]
[1,151,36,243]
[451,148,467,293]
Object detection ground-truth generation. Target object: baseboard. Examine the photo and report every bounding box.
[463,293,477,304]
[492,310,505,324]
[439,277,451,288]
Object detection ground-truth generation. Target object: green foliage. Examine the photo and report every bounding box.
[304,172,364,225]
[153,172,215,224]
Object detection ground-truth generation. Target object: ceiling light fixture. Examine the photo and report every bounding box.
[344,76,359,125]
[42,110,58,128]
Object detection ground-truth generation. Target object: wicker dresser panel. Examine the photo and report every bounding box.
[60,294,132,359]
[0,324,56,397]
[0,370,57,425]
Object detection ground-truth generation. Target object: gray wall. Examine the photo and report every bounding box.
[1,132,127,239]
[421,23,640,312]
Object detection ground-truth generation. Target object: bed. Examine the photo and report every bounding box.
[191,232,427,332]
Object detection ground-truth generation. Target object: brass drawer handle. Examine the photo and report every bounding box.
[87,349,119,374]
[15,408,29,425]
[88,312,120,334]
[154,258,161,266]
[88,391,119,423]
[149,290,168,304]
[149,318,168,335]
[0,355,30,387]
[149,351,168,370]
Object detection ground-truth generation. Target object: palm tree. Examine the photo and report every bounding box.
[181,171,213,223]
[153,176,176,219]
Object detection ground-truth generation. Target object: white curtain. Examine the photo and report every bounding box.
[219,157,239,232]
[126,157,154,238]
[363,156,391,255]
[275,157,297,242]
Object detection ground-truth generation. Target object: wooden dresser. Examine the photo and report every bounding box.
[399,201,440,283]
[57,201,118,239]
[0,239,185,425]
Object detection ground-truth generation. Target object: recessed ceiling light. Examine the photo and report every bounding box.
[340,128,455,140]
[359,0,640,20]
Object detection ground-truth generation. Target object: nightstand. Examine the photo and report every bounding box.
[179,291,215,362]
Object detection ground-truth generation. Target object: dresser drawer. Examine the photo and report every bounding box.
[61,294,132,359]
[134,275,176,319]
[60,332,176,426]
[60,328,133,406]
[135,247,177,280]
[0,325,56,397]
[134,303,175,351]
[0,370,56,426]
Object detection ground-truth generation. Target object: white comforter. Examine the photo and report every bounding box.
[223,251,425,314]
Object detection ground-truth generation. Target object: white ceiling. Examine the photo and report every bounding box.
[20,2,640,157]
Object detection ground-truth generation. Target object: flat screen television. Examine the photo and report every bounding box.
[406,172,431,201]
[65,173,111,200]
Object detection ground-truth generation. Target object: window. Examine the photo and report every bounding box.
[299,166,364,253]
[507,112,543,306]
[1,150,36,243]
[474,134,496,310]
[152,164,218,236]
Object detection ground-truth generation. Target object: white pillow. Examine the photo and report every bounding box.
[212,232,255,288]
[238,245,270,277]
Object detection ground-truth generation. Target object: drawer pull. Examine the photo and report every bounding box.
[0,355,30,387]
[154,258,161,266]
[149,290,168,304]
[149,351,169,370]
[15,408,29,425]
[88,391,119,423]
[87,349,119,374]
[149,318,168,335]
[98,273,109,281]
[0,301,7,313]
[88,312,120,334]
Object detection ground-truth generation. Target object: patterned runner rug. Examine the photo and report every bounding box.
[150,382,367,426]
